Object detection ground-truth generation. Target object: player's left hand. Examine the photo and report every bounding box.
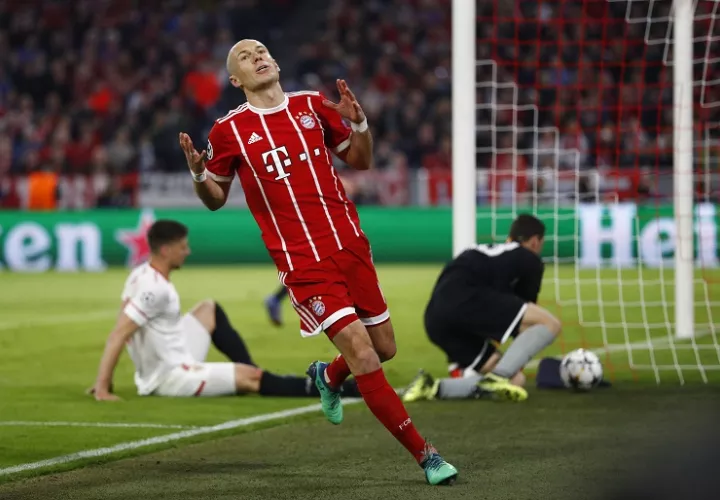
[322,79,366,125]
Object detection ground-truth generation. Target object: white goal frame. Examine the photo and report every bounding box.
[451,0,696,340]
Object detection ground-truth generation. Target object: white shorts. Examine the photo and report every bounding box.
[182,313,212,362]
[153,362,236,397]
[151,313,236,397]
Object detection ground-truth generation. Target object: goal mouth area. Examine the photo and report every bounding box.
[457,0,720,385]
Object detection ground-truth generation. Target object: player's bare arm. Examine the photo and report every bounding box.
[324,79,373,171]
[178,132,232,211]
[89,312,139,401]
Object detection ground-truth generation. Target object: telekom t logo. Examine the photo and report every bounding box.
[262,146,292,180]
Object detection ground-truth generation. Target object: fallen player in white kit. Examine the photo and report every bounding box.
[89,219,360,400]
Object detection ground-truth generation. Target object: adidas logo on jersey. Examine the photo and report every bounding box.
[248,132,263,144]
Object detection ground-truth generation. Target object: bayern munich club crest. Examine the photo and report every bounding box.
[310,296,325,316]
[296,111,316,130]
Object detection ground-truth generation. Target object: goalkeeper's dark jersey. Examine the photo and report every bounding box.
[430,242,545,304]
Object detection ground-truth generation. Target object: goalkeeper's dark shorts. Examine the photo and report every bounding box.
[424,287,528,369]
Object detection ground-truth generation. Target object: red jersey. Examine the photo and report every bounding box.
[204,91,363,272]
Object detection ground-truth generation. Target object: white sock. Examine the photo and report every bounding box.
[437,375,483,399]
[492,325,555,378]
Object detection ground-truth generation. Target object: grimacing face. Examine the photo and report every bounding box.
[228,40,280,92]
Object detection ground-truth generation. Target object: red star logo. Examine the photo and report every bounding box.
[115,210,156,267]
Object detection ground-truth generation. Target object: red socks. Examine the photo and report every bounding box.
[355,368,426,462]
[326,354,352,388]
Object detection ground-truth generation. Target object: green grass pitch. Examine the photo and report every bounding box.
[0,265,719,499]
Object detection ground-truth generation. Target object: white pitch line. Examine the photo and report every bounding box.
[0,399,363,476]
[0,421,198,430]
[0,310,117,331]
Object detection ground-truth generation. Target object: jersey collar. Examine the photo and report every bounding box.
[247,94,289,115]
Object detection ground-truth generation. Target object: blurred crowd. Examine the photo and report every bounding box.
[480,0,720,172]
[0,0,453,180]
[0,0,297,177]
[1,0,718,203]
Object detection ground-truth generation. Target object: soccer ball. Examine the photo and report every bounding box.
[560,349,603,391]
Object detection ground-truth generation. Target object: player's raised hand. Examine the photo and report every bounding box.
[178,132,207,175]
[323,79,366,125]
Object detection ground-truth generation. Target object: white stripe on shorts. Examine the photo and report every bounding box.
[500,303,528,344]
[300,307,356,338]
[360,309,390,326]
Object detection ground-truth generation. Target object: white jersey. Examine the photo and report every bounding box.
[121,263,196,395]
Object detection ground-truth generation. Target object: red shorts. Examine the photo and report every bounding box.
[280,237,389,339]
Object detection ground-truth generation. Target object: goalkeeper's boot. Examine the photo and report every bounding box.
[420,442,458,486]
[476,373,528,402]
[307,361,343,425]
[402,370,440,403]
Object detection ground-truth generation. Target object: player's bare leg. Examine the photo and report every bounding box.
[190,299,216,329]
[365,321,397,362]
[319,320,396,397]
[308,320,458,485]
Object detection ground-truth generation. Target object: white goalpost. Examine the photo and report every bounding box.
[672,0,695,339]
[451,0,476,256]
[452,0,720,383]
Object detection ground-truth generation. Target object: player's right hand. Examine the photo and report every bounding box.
[178,132,207,175]
[87,385,122,402]
[95,391,122,402]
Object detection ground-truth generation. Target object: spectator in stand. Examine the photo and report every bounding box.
[1,0,717,208]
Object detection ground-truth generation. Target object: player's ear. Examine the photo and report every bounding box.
[229,75,243,89]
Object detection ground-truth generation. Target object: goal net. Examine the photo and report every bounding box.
[463,0,720,383]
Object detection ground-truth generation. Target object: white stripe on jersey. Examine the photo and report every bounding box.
[229,120,294,271]
[258,113,320,262]
[286,91,320,97]
[306,97,360,237]
[218,103,248,123]
[284,107,342,252]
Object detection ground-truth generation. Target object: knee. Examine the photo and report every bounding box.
[348,340,382,374]
[201,299,216,313]
[376,341,396,362]
[543,314,562,336]
[356,346,382,372]
[193,298,216,318]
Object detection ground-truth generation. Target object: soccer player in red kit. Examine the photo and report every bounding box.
[178,39,457,485]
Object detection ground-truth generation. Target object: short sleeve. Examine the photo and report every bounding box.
[123,284,168,327]
[205,122,239,182]
[315,93,352,154]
